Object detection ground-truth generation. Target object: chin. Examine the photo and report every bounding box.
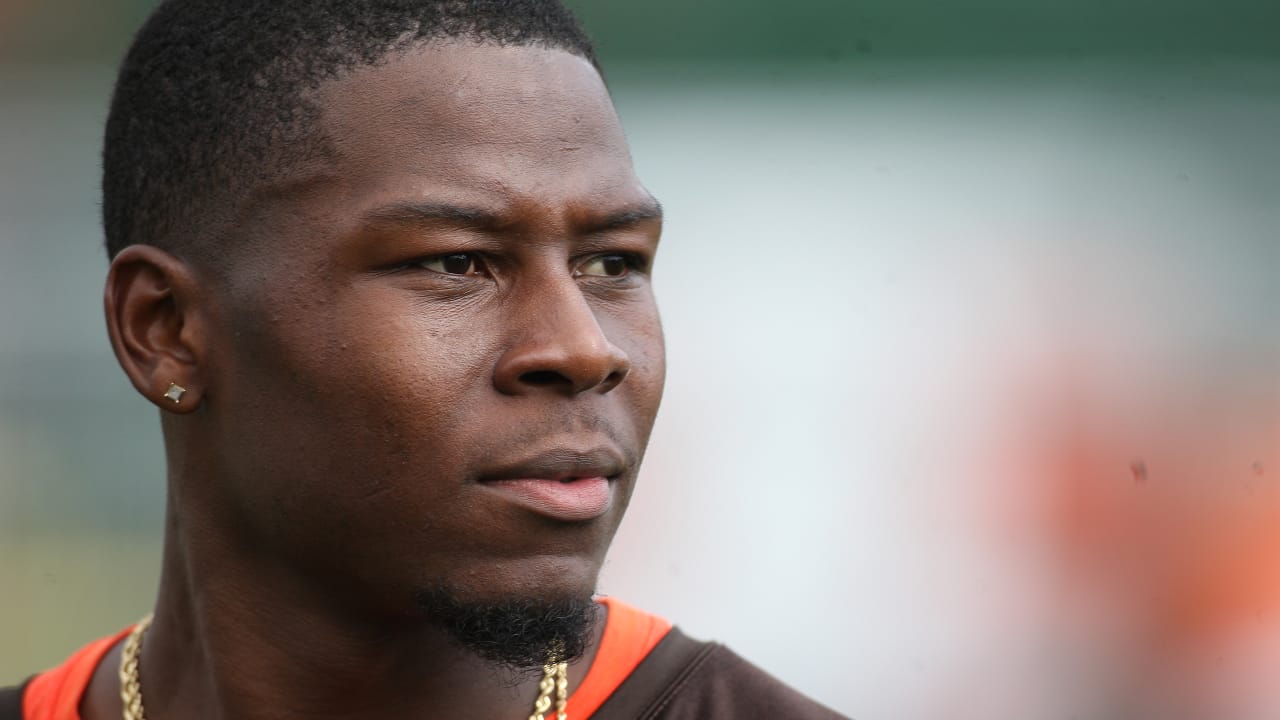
[435,552,603,605]
[414,578,603,671]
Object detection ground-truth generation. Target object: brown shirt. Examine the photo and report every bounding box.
[595,628,850,719]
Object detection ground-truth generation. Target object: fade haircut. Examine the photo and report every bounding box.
[102,0,599,262]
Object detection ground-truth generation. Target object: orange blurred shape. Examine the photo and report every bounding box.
[1002,363,1280,658]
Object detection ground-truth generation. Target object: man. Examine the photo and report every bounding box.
[1,1,844,718]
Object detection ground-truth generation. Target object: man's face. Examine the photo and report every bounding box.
[197,42,664,616]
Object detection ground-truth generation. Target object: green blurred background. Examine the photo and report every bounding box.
[6,0,1280,60]
[2,2,1278,718]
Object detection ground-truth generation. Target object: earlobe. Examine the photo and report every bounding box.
[104,245,208,414]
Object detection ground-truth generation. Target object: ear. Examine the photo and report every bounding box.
[104,245,209,413]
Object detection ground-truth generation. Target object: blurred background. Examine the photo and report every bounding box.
[2,1,1278,717]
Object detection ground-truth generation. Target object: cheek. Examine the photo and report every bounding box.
[300,294,501,453]
[616,304,666,401]
[213,288,500,510]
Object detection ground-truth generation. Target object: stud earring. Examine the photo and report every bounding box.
[164,382,187,404]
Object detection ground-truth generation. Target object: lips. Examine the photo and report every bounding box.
[478,447,624,522]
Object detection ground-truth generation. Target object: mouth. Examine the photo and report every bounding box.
[478,447,625,522]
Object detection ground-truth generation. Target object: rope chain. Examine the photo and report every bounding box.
[529,660,570,720]
[119,613,153,720]
[120,613,570,720]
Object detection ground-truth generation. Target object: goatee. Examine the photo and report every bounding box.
[415,588,601,676]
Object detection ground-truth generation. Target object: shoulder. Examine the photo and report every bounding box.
[600,626,850,720]
[4,626,133,720]
[661,641,849,719]
[0,680,30,720]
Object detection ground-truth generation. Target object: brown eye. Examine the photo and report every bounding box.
[419,253,479,276]
[579,254,631,278]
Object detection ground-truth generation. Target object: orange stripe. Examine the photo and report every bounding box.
[566,596,672,718]
[23,627,132,720]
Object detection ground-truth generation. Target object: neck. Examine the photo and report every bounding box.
[84,496,603,720]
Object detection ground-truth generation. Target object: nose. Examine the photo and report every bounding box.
[493,279,632,397]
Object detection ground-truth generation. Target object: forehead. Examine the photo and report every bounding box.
[313,41,642,212]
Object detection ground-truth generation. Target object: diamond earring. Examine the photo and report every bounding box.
[164,382,187,404]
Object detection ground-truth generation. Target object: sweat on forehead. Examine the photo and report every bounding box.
[101,0,599,263]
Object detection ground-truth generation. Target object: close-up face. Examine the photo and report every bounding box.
[185,41,665,616]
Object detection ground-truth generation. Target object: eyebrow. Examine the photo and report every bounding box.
[591,198,664,232]
[358,197,663,234]
[360,202,501,229]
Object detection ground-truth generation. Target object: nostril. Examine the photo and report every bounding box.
[519,370,566,387]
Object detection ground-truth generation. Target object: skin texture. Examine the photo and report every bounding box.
[85,41,664,720]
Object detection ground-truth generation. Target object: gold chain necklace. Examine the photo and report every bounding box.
[530,659,569,720]
[118,614,151,720]
[119,614,569,720]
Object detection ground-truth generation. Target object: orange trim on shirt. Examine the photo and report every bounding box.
[566,596,673,718]
[23,626,132,720]
[21,599,670,720]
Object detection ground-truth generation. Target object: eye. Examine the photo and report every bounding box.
[577,254,634,278]
[417,253,482,276]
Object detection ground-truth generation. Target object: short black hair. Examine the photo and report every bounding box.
[102,0,599,261]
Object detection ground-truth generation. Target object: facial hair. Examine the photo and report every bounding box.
[415,586,601,677]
